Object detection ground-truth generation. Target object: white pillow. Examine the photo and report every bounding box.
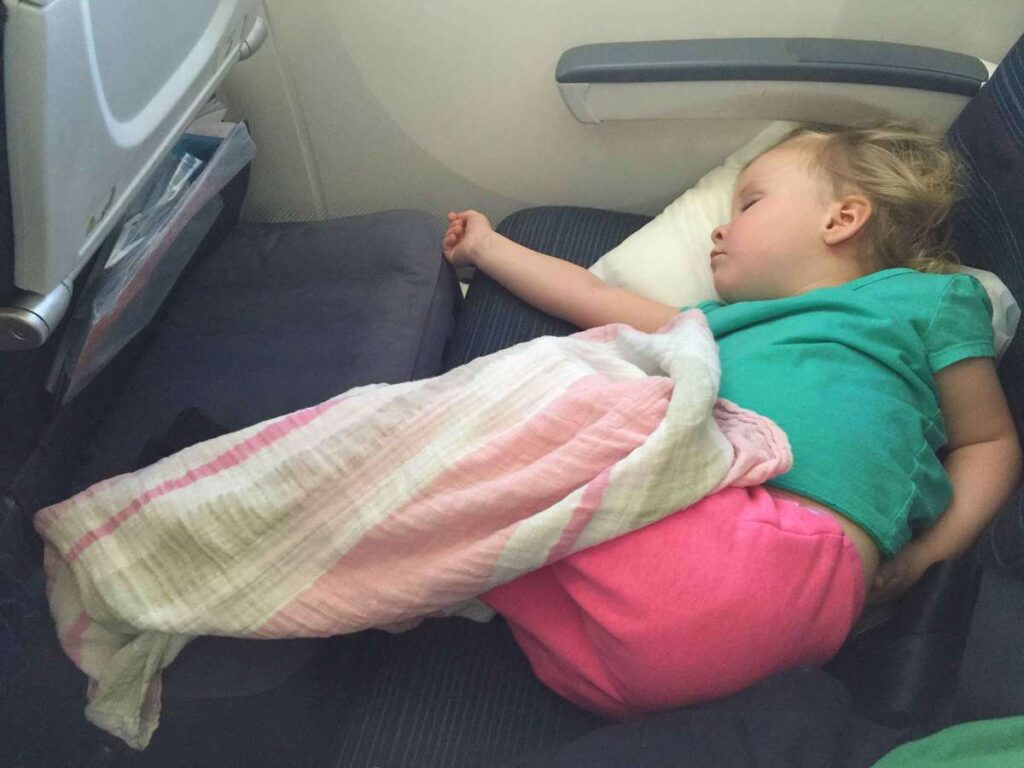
[589,121,1020,361]
[959,266,1021,362]
[590,121,799,307]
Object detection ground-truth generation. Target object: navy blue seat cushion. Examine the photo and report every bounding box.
[954,568,1024,721]
[502,668,913,768]
[74,210,459,492]
[323,617,603,768]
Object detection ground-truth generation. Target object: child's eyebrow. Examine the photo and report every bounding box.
[733,180,758,203]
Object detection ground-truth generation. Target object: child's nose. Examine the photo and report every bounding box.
[711,224,727,244]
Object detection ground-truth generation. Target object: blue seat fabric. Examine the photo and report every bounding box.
[72,210,459,493]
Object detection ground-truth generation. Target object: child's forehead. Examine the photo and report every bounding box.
[734,152,780,196]
[735,143,817,193]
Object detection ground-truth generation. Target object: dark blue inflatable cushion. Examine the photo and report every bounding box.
[74,210,459,492]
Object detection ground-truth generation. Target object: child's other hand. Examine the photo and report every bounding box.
[443,210,493,268]
[868,542,934,605]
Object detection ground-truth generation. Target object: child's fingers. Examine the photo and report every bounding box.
[443,227,461,246]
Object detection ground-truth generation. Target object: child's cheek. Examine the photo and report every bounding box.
[711,266,730,297]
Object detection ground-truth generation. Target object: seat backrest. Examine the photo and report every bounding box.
[948,34,1024,575]
[947,33,1024,439]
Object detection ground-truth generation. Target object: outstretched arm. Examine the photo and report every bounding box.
[871,357,1022,603]
[443,210,678,332]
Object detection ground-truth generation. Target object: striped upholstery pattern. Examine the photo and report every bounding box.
[444,206,650,369]
[947,34,1024,576]
[947,36,1024,438]
[328,618,603,768]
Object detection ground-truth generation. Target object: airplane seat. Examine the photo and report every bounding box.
[437,33,1024,760]
[2,2,1020,763]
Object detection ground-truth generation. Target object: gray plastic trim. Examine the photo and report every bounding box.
[0,279,72,350]
[556,38,987,97]
[557,79,971,130]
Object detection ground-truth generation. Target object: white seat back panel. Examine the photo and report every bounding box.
[6,0,260,294]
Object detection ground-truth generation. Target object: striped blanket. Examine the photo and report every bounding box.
[35,311,791,749]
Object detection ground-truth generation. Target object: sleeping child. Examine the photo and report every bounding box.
[441,123,1023,718]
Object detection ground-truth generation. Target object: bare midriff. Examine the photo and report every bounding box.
[766,487,881,593]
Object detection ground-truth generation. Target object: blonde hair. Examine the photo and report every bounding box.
[775,122,965,274]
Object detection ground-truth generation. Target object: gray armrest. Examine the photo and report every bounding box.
[557,38,988,96]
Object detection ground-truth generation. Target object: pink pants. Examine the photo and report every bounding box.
[482,485,865,719]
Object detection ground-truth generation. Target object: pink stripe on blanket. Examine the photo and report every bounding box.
[61,396,348,563]
[543,467,613,565]
[63,611,92,668]
[256,374,674,637]
[35,473,131,533]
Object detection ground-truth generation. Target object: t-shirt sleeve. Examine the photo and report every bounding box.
[924,275,995,372]
[691,300,724,312]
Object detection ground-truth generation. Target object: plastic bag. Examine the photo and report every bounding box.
[104,153,204,272]
[51,121,256,402]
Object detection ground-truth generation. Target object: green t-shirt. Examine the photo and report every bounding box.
[872,716,1024,767]
[697,268,994,556]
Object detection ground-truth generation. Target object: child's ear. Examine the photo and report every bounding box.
[822,195,872,246]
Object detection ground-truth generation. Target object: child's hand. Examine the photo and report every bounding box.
[442,210,494,268]
[868,542,934,605]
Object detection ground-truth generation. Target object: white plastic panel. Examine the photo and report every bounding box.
[559,80,975,135]
[88,1,221,121]
[221,0,1024,229]
[5,0,261,295]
